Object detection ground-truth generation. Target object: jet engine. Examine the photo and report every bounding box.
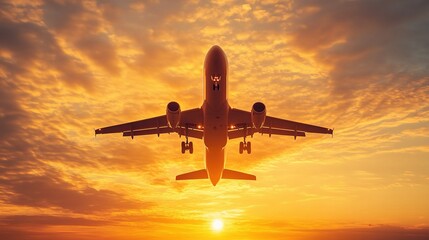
[251,102,266,129]
[166,101,181,129]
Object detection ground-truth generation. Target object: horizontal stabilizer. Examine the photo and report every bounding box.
[222,169,256,180]
[176,169,208,180]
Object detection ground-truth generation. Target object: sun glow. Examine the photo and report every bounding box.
[211,219,224,232]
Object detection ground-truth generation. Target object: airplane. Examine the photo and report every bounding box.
[95,45,333,186]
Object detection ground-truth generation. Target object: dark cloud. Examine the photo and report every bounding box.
[0,16,94,89]
[300,225,429,240]
[0,227,102,240]
[0,170,150,213]
[75,34,120,75]
[0,216,115,240]
[43,0,120,75]
[43,0,93,33]
[0,81,26,140]
[0,215,110,226]
[289,0,429,96]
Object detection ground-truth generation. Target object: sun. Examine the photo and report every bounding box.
[211,219,224,232]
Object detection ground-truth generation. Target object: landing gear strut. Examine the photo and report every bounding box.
[181,125,193,154]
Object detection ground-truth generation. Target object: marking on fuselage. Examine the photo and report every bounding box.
[211,75,221,83]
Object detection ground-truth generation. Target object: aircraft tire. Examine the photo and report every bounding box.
[181,141,186,154]
[189,142,193,154]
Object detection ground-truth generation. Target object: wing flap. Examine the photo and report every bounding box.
[228,128,255,139]
[264,116,333,134]
[260,128,306,137]
[122,127,204,139]
[123,127,173,137]
[228,127,306,139]
[96,115,167,135]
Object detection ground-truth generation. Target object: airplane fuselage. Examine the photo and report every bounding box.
[202,45,229,186]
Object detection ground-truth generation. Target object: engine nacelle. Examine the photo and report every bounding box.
[251,102,266,129]
[166,101,181,129]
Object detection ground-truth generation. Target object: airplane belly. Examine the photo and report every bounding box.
[203,104,228,148]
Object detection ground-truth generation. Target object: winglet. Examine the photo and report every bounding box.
[95,128,102,135]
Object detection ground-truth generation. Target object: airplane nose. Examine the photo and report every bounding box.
[210,45,221,51]
[205,45,226,69]
[208,45,224,56]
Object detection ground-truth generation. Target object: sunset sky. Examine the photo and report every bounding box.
[1,0,429,239]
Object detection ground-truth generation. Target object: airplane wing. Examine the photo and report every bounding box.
[228,108,333,139]
[95,108,203,139]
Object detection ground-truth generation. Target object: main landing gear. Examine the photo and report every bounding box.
[239,141,251,154]
[181,125,193,154]
[181,141,193,154]
[239,131,251,154]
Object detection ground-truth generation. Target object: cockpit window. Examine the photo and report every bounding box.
[211,75,221,91]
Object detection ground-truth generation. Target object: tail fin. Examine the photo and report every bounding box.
[176,169,208,180]
[222,169,256,180]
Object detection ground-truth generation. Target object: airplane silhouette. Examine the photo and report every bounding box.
[95,45,333,186]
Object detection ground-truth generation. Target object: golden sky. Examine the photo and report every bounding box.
[1,0,429,239]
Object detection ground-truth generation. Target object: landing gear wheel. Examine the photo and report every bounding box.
[181,141,186,154]
[189,142,194,154]
[247,141,251,154]
[239,142,244,154]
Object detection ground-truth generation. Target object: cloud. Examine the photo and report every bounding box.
[300,225,429,240]
[0,170,150,214]
[289,0,429,96]
[42,0,120,75]
[0,19,94,90]
[0,227,103,240]
[0,0,428,239]
[0,81,26,140]
[0,215,110,226]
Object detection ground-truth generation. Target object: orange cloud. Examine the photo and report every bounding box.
[1,0,428,239]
